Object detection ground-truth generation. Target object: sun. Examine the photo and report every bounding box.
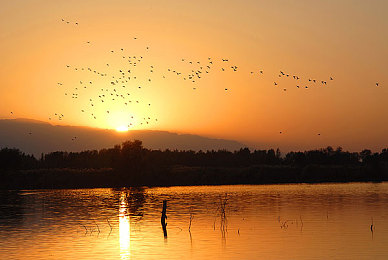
[116,125,129,132]
[107,110,132,132]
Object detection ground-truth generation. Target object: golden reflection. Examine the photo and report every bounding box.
[119,192,130,260]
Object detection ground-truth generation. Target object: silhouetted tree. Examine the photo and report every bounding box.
[0,148,37,170]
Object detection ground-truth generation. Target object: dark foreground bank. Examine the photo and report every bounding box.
[1,164,387,189]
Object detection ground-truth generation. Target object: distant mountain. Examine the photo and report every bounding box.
[0,119,245,157]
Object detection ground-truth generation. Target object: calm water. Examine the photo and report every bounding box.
[1,183,388,259]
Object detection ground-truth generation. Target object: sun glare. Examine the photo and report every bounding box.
[108,111,133,132]
[116,125,129,132]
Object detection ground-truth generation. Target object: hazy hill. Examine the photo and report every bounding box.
[0,119,245,157]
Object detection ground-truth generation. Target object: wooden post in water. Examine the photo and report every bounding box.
[161,200,167,238]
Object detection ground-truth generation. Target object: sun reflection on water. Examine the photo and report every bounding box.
[119,192,130,260]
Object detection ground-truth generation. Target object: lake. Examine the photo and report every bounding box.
[1,183,388,259]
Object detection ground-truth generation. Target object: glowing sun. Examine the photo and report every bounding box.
[116,125,129,132]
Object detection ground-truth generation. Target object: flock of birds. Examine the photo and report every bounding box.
[273,71,334,92]
[61,19,78,26]
[8,19,384,140]
[59,49,159,127]
[55,43,337,139]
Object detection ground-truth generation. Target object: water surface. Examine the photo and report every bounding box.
[1,183,388,259]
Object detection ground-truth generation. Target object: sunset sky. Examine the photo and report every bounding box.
[0,0,387,152]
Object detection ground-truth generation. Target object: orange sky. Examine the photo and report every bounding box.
[0,0,387,151]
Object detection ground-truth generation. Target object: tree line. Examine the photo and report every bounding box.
[1,140,387,171]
